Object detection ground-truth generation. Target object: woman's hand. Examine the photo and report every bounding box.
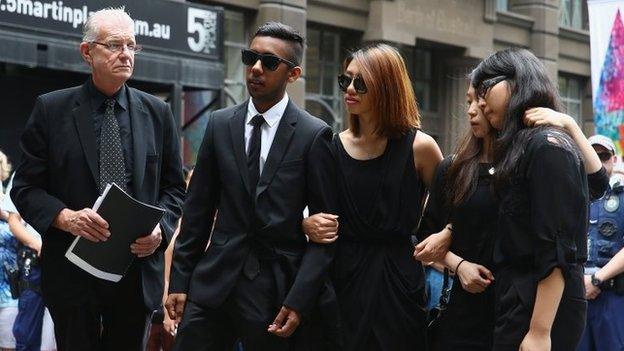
[163,308,178,336]
[524,107,573,129]
[456,261,494,294]
[519,328,551,351]
[413,227,452,262]
[302,213,339,244]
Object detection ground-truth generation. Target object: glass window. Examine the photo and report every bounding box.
[559,74,584,123]
[223,10,248,106]
[497,0,508,11]
[305,27,344,131]
[402,46,436,112]
[559,0,588,30]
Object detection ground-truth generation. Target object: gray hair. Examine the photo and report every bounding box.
[82,7,134,42]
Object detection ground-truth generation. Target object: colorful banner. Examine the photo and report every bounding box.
[589,0,624,154]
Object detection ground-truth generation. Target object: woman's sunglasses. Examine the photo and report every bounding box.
[337,74,368,94]
[241,49,296,71]
[477,75,508,98]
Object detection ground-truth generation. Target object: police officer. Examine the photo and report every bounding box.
[578,135,624,351]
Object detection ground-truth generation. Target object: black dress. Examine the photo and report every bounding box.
[332,129,427,351]
[418,157,498,350]
[493,130,589,351]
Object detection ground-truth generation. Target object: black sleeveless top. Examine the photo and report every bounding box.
[332,128,427,351]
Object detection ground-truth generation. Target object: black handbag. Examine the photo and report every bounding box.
[426,268,451,347]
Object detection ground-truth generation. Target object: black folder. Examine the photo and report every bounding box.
[65,183,165,282]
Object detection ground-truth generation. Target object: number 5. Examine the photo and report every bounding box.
[188,8,206,53]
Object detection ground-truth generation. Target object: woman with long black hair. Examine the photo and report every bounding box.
[469,48,591,351]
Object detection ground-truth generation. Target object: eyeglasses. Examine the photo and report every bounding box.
[598,152,613,162]
[91,41,142,54]
[241,49,296,71]
[337,74,368,94]
[477,75,507,98]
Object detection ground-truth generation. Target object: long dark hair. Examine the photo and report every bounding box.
[447,83,489,206]
[470,48,577,189]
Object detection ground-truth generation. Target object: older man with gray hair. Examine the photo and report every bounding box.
[10,7,185,350]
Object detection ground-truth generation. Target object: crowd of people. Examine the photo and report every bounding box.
[1,5,623,351]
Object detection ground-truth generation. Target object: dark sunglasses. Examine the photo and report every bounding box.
[477,75,508,98]
[337,74,368,94]
[241,49,296,71]
[598,152,613,162]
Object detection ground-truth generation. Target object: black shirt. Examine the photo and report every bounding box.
[86,78,134,194]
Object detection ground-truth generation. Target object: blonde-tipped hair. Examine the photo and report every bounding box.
[345,44,420,138]
[82,7,134,42]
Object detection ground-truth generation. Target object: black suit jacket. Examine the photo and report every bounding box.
[169,100,338,315]
[11,80,186,310]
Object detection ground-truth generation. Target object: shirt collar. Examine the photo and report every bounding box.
[246,93,289,128]
[87,77,128,112]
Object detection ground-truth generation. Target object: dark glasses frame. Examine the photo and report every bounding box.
[337,74,368,94]
[241,49,296,71]
[477,75,508,98]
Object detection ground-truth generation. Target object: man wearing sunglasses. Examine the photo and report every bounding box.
[167,22,338,351]
[579,135,624,351]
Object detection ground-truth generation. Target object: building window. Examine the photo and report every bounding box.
[223,9,248,106]
[497,0,508,11]
[305,27,344,131]
[559,74,583,123]
[559,0,588,30]
[402,46,436,112]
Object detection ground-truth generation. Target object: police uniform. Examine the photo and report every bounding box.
[578,183,624,351]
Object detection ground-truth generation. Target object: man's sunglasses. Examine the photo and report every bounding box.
[337,74,368,94]
[598,152,613,162]
[477,75,508,98]
[241,49,296,71]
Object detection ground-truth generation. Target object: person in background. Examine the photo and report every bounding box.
[577,135,624,351]
[2,173,57,351]
[0,150,18,351]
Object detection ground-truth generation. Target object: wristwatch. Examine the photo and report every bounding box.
[591,273,602,287]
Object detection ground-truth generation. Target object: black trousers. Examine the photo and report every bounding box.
[46,264,149,351]
[173,260,292,351]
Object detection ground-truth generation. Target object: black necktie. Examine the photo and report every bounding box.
[247,114,265,191]
[99,99,127,193]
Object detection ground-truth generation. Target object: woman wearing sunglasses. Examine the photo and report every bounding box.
[415,79,607,351]
[302,44,443,350]
[468,48,601,351]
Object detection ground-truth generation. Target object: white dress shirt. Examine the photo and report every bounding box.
[244,93,289,174]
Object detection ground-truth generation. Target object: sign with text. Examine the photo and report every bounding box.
[0,0,223,60]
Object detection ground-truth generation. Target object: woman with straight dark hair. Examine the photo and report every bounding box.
[302,44,443,351]
[469,48,591,351]
[415,82,607,350]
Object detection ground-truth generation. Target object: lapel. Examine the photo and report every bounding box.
[72,83,99,186]
[128,87,149,194]
[229,102,252,195]
[256,100,298,199]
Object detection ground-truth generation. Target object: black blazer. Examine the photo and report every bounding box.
[11,81,186,310]
[169,100,338,315]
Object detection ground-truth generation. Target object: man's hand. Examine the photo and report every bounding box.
[413,228,452,262]
[303,213,339,244]
[131,224,162,258]
[584,275,601,300]
[268,306,301,338]
[53,208,110,242]
[165,293,187,324]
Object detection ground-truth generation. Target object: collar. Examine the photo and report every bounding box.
[86,77,128,112]
[246,93,289,128]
